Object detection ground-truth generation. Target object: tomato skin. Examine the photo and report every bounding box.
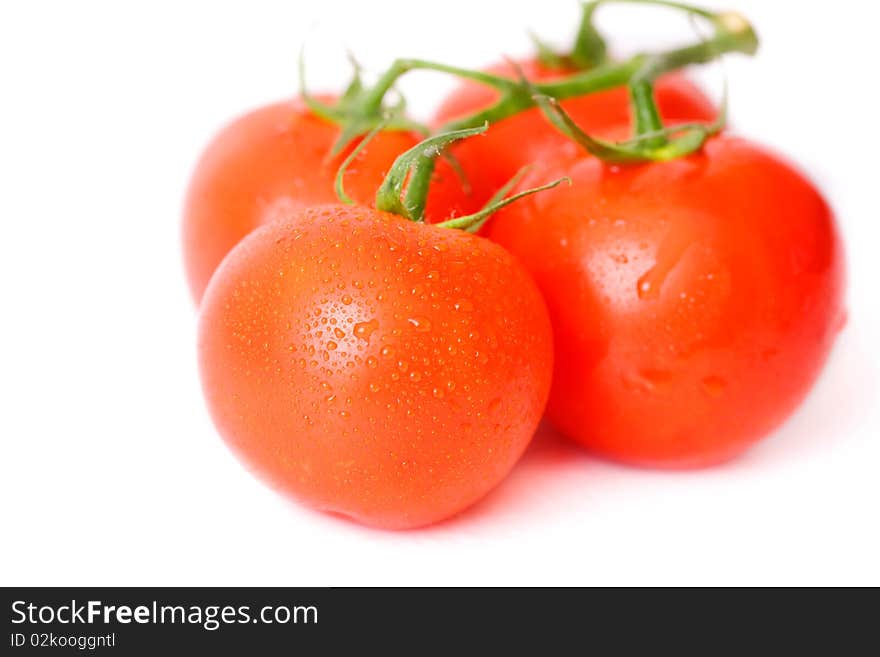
[198,205,553,528]
[432,58,717,210]
[488,135,845,467]
[183,98,469,303]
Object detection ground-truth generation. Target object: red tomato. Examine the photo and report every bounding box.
[182,98,469,302]
[488,135,846,467]
[198,205,553,528]
[432,58,717,209]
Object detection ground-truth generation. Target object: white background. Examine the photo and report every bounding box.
[1,0,877,586]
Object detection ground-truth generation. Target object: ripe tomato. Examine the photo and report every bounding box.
[488,135,845,467]
[182,98,469,302]
[198,205,553,528]
[432,58,717,209]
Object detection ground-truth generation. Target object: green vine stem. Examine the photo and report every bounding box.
[337,124,568,231]
[313,0,757,222]
[534,93,726,163]
[354,0,756,220]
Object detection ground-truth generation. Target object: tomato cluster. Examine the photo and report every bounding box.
[184,3,845,528]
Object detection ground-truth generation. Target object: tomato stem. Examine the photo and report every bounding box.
[317,0,759,221]
[374,125,489,221]
[534,89,726,163]
[375,2,756,220]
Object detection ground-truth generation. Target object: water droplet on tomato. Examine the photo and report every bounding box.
[353,319,379,342]
[408,317,432,332]
[637,275,658,300]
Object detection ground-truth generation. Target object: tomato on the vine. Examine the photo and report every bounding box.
[488,134,845,467]
[432,58,716,208]
[198,204,553,528]
[182,98,469,302]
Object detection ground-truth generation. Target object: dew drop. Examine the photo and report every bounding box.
[353,319,379,342]
[408,317,432,332]
[637,275,658,300]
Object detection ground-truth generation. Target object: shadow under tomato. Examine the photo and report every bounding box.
[429,323,873,533]
[426,420,609,532]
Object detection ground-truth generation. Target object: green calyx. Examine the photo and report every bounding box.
[298,51,427,156]
[335,124,567,232]
[436,169,570,233]
[535,94,725,163]
[532,1,608,71]
[374,125,488,221]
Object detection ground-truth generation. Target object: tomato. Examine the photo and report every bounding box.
[182,98,469,302]
[488,134,845,467]
[198,204,553,528]
[432,58,717,209]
